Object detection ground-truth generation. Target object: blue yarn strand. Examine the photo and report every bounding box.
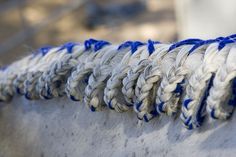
[168,38,203,52]
[147,39,160,54]
[118,41,145,54]
[188,37,224,54]
[135,101,142,112]
[94,40,110,51]
[117,41,133,50]
[218,36,236,50]
[57,42,78,54]
[84,38,98,51]
[33,46,52,57]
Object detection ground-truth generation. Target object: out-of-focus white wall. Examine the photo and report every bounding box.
[175,0,236,39]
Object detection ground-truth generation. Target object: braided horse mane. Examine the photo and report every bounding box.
[1,35,236,130]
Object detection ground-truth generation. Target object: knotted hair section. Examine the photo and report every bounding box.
[1,36,236,130]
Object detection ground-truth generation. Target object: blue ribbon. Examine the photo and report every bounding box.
[33,46,53,57]
[94,40,110,51]
[118,41,145,54]
[188,37,224,54]
[173,79,185,96]
[131,41,145,54]
[218,36,236,50]
[147,39,160,54]
[143,110,158,122]
[157,101,165,113]
[40,46,53,56]
[24,92,32,100]
[70,95,80,101]
[84,38,99,51]
[108,101,114,110]
[117,41,133,50]
[169,34,236,54]
[84,39,110,52]
[183,98,192,109]
[135,101,142,112]
[90,105,96,112]
[57,42,78,54]
[168,38,203,52]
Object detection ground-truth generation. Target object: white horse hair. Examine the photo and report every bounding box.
[1,36,236,130]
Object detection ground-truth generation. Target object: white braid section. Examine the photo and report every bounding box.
[134,44,171,121]
[181,43,231,129]
[37,45,84,99]
[65,51,95,101]
[65,46,110,101]
[104,45,149,112]
[156,45,205,116]
[23,47,67,100]
[13,53,44,95]
[122,59,150,105]
[0,55,33,101]
[2,37,236,130]
[207,45,236,120]
[84,45,127,111]
[121,44,165,106]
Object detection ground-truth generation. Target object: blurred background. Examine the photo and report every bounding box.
[0,0,177,64]
[1,0,236,65]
